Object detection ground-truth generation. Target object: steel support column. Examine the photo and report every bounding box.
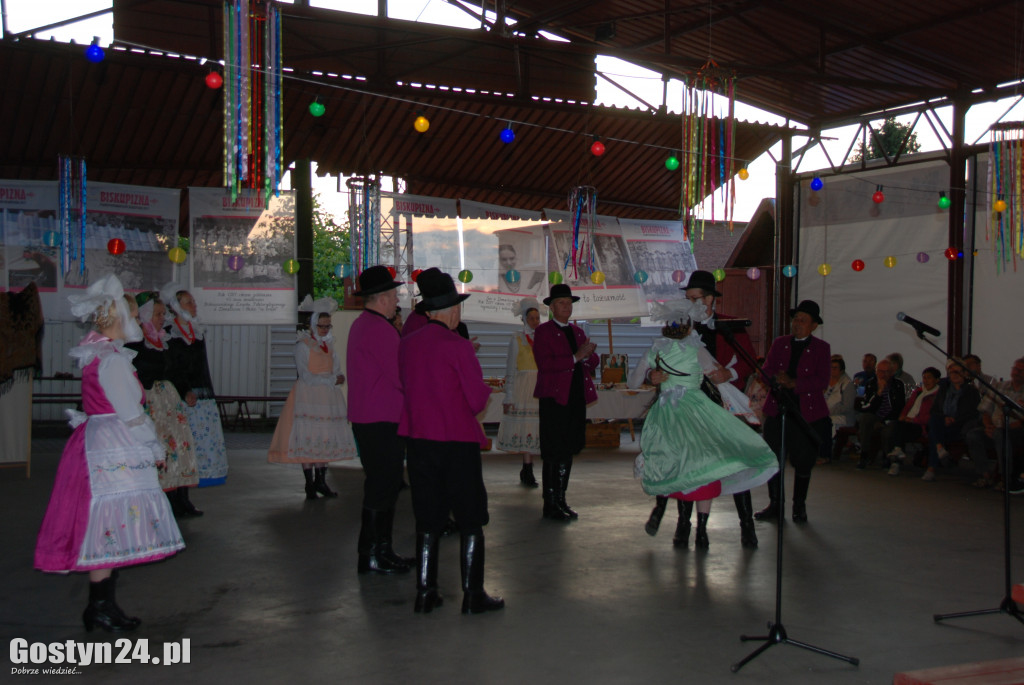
[948,99,968,357]
[774,132,794,338]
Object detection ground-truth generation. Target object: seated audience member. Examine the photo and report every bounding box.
[882,367,941,476]
[854,358,906,469]
[922,360,980,482]
[886,352,916,390]
[853,353,877,390]
[963,354,1002,488]
[820,354,856,464]
[970,357,1024,492]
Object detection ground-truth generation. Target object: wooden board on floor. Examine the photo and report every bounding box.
[894,657,1024,685]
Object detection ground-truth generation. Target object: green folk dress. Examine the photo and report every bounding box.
[638,336,778,499]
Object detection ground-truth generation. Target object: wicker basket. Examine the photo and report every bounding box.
[585,421,621,448]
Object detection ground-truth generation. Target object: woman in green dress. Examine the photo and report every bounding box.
[630,300,777,550]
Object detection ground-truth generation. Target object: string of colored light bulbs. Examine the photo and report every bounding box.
[111,36,756,175]
[114,35,1014,226]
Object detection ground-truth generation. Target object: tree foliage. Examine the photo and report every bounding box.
[848,117,921,163]
[311,193,350,302]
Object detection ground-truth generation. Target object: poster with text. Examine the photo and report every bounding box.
[189,188,296,325]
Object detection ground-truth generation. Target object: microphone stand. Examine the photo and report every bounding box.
[717,327,860,672]
[903,327,1024,627]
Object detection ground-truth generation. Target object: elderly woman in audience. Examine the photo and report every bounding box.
[882,366,941,476]
[922,360,980,482]
[819,354,856,464]
[855,358,906,469]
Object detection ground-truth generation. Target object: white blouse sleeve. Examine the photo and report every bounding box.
[98,352,163,461]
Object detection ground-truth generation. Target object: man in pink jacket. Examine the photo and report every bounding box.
[754,300,831,524]
[347,265,414,576]
[399,268,503,615]
[533,283,599,521]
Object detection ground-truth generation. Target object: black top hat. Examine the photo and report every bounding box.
[352,265,404,297]
[789,299,824,324]
[680,270,722,297]
[543,283,580,306]
[416,268,471,311]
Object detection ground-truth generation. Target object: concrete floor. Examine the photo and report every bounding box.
[3,426,1023,684]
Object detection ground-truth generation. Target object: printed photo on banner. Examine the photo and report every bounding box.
[1,180,60,292]
[495,228,546,297]
[188,188,297,325]
[618,218,698,304]
[63,182,181,293]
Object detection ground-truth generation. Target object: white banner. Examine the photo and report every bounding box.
[460,199,542,221]
[188,188,296,325]
[383,192,459,218]
[797,162,950,378]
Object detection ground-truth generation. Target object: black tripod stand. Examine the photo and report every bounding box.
[717,327,860,672]
[897,319,1024,627]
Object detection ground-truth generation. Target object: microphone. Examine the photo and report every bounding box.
[715,319,752,330]
[897,312,941,337]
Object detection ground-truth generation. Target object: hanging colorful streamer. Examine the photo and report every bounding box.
[223,0,283,204]
[679,63,737,241]
[989,124,1024,273]
[57,155,87,276]
[566,186,597,281]
[347,177,381,278]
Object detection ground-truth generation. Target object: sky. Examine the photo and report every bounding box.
[5,0,1024,223]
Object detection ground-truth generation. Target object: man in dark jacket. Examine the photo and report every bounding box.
[854,358,906,469]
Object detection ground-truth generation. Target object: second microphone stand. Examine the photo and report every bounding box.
[902,332,1024,628]
[715,326,860,672]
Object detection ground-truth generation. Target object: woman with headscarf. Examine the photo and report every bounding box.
[161,283,228,488]
[35,274,184,632]
[629,299,778,550]
[127,292,202,516]
[496,297,542,487]
[268,296,357,498]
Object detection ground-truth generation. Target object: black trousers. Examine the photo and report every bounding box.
[351,422,406,511]
[764,414,831,477]
[406,438,489,536]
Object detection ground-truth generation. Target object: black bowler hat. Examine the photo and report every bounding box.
[543,283,580,306]
[416,268,470,311]
[352,265,403,297]
[789,299,824,324]
[680,270,722,297]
